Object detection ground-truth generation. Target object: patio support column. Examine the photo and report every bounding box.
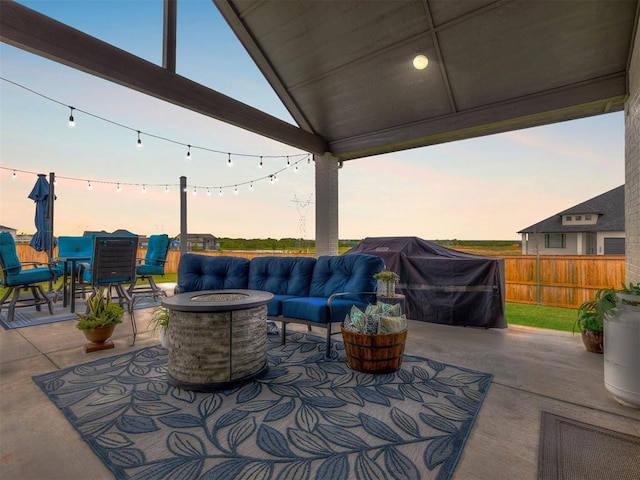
[625,23,640,283]
[315,153,339,256]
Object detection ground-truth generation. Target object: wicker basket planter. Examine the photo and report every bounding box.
[341,324,407,374]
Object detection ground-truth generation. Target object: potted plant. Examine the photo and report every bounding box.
[574,287,615,353]
[76,287,124,349]
[150,305,170,349]
[374,270,400,297]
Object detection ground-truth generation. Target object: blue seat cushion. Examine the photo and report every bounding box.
[267,294,298,316]
[5,267,54,287]
[309,254,384,303]
[137,264,164,276]
[0,232,22,275]
[57,236,93,259]
[281,297,369,324]
[248,256,316,296]
[145,234,169,267]
[178,254,249,292]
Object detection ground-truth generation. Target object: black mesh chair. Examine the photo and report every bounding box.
[80,236,139,345]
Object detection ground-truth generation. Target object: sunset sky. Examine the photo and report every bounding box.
[0,1,625,241]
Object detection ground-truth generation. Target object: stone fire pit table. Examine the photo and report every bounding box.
[161,289,274,392]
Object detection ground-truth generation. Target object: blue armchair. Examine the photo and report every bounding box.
[129,234,170,299]
[0,232,56,322]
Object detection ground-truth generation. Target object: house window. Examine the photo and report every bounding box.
[545,234,566,248]
[565,216,572,221]
[576,215,582,220]
[585,215,592,220]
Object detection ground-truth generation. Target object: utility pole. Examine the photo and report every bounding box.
[292,194,313,252]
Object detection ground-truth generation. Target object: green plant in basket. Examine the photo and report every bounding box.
[76,287,125,331]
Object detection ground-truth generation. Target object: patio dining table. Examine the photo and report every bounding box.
[59,255,90,314]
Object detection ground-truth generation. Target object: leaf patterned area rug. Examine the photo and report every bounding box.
[32,332,492,480]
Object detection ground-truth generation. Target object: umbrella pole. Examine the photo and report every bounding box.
[48,172,55,292]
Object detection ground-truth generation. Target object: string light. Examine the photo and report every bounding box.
[2,155,308,196]
[286,156,290,167]
[192,187,197,195]
[294,164,299,173]
[1,77,310,170]
[259,156,263,168]
[186,145,191,160]
[206,187,211,196]
[218,187,223,197]
[227,153,233,167]
[68,106,75,127]
[182,187,187,192]
[234,185,238,194]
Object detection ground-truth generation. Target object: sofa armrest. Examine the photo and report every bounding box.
[327,291,378,318]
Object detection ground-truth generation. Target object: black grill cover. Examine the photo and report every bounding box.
[346,237,506,328]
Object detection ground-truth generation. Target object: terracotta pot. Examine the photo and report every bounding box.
[581,329,603,354]
[83,324,116,344]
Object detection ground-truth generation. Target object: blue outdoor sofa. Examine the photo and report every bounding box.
[177,253,385,356]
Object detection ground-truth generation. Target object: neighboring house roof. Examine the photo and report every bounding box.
[518,185,624,234]
[83,229,138,236]
[178,234,218,240]
[0,225,16,231]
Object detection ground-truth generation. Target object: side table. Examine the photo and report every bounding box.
[377,294,406,314]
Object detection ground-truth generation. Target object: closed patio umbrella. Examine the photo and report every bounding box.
[28,173,56,255]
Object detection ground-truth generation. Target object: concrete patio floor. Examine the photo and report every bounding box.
[1,289,638,479]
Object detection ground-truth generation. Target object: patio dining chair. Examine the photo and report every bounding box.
[128,234,170,300]
[79,236,139,345]
[0,232,56,322]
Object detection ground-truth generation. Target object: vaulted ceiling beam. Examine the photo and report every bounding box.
[0,1,328,155]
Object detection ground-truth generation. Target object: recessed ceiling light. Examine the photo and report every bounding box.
[413,54,429,70]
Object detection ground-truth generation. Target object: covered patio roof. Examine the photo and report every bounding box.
[1,0,638,161]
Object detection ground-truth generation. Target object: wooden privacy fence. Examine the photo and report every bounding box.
[15,245,625,309]
[504,255,625,308]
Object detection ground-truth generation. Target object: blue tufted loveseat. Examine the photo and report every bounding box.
[177,253,385,356]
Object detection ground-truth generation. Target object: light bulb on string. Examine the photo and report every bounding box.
[142,184,147,194]
[294,164,299,173]
[186,145,191,160]
[207,188,212,196]
[87,180,92,190]
[234,185,238,195]
[269,175,275,184]
[165,185,169,194]
[68,106,75,127]
[218,187,223,197]
[307,154,311,164]
[12,170,17,180]
[227,153,233,167]
[286,156,290,168]
[249,181,254,191]
[259,156,263,168]
[116,183,121,193]
[192,187,197,196]
[136,131,143,148]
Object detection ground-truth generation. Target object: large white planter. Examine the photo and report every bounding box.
[604,294,640,408]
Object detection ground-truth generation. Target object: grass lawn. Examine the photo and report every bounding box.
[505,302,577,332]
